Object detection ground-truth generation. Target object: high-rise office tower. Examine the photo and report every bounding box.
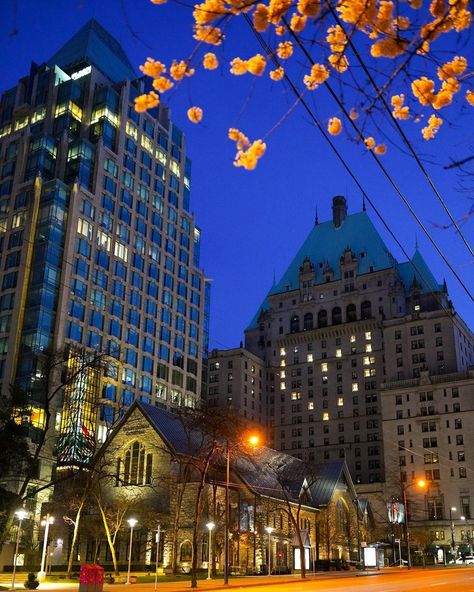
[0,20,209,495]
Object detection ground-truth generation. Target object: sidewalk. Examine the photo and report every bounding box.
[0,571,386,592]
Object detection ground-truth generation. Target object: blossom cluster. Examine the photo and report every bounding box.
[136,0,474,169]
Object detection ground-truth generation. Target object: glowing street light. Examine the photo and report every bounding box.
[38,514,54,582]
[10,509,27,591]
[265,527,274,575]
[224,433,261,585]
[206,522,215,580]
[402,479,426,569]
[126,518,138,585]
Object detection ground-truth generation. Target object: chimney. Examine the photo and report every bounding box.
[332,196,347,228]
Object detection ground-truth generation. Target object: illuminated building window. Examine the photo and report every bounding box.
[291,392,301,400]
[365,331,372,340]
[323,412,329,421]
[12,212,26,228]
[308,402,314,410]
[366,344,372,353]
[280,359,286,367]
[114,241,128,262]
[30,406,45,429]
[352,383,358,392]
[77,218,92,239]
[118,441,153,486]
[321,362,328,372]
[141,134,154,154]
[336,349,342,358]
[280,381,286,390]
[96,230,111,252]
[307,353,313,363]
[337,398,344,406]
[125,120,138,139]
[280,370,286,378]
[350,335,356,343]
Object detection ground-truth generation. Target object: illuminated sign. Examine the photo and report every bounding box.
[71,66,92,80]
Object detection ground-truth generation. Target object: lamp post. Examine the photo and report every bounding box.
[126,518,138,585]
[38,514,54,582]
[224,433,260,585]
[265,527,274,575]
[10,509,27,591]
[154,524,161,591]
[206,522,215,580]
[402,479,426,569]
[449,507,457,553]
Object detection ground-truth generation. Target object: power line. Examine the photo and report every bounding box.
[243,16,472,338]
[326,6,474,260]
[282,18,474,303]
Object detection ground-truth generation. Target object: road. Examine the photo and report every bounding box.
[3,568,474,592]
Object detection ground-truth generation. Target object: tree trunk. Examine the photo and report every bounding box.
[67,501,84,577]
[98,503,119,574]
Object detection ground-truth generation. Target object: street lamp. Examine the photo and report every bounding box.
[402,479,426,569]
[38,514,54,582]
[449,507,457,552]
[265,527,274,575]
[224,433,260,585]
[206,522,215,580]
[126,518,138,585]
[10,509,27,591]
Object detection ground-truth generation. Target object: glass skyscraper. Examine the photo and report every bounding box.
[0,20,209,487]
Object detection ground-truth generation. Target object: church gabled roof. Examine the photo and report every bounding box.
[47,19,136,83]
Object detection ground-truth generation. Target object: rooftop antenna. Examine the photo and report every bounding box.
[362,193,366,212]
[315,205,319,226]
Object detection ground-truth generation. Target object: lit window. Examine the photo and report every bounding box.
[31,107,46,124]
[55,412,62,431]
[114,242,128,262]
[352,383,359,392]
[97,424,108,443]
[366,344,372,353]
[141,134,154,154]
[125,120,138,139]
[307,353,313,363]
[365,331,372,340]
[280,347,286,356]
[97,230,111,252]
[321,362,328,372]
[337,398,344,406]
[156,148,167,165]
[170,159,181,176]
[308,402,314,410]
[323,412,329,421]
[12,212,26,228]
[336,349,342,358]
[280,370,286,378]
[414,305,420,311]
[280,359,286,367]
[280,381,286,390]
[30,406,45,429]
[291,392,301,400]
[77,217,92,239]
[350,335,356,343]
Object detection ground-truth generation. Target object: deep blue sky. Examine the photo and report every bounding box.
[1,1,473,349]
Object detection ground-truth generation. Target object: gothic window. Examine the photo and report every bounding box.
[120,441,153,486]
[180,540,193,562]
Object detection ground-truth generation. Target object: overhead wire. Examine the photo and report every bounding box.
[281,18,474,303]
[325,6,474,259]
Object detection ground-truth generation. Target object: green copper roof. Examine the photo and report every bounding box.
[397,248,443,294]
[248,210,441,329]
[47,19,136,83]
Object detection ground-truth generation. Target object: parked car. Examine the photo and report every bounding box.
[452,556,474,565]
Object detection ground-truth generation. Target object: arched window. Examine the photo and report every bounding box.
[336,499,350,538]
[332,307,342,325]
[290,315,300,333]
[318,310,327,328]
[303,312,313,331]
[180,540,193,562]
[361,300,372,319]
[121,441,153,486]
[346,304,357,323]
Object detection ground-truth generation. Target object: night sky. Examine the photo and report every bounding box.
[1,0,473,350]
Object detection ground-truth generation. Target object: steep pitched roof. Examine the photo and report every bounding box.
[396,248,443,294]
[47,19,136,83]
[248,210,442,329]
